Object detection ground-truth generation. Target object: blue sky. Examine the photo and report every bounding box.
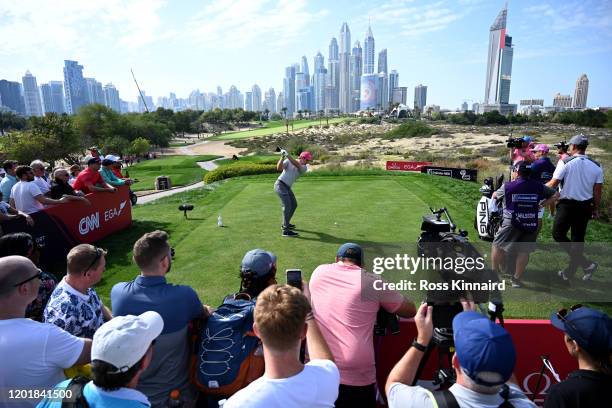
[1,0,611,109]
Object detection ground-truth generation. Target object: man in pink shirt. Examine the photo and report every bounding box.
[510,136,536,165]
[310,243,417,408]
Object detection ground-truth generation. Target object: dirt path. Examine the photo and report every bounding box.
[165,138,245,157]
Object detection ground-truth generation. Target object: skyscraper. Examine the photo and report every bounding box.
[245,91,253,111]
[482,4,516,114]
[327,37,339,111]
[339,22,351,113]
[252,84,262,111]
[265,88,276,113]
[277,92,284,113]
[103,83,120,112]
[377,48,388,75]
[364,23,375,74]
[389,70,399,105]
[313,52,327,113]
[391,87,408,105]
[553,93,572,108]
[360,74,378,111]
[414,84,427,111]
[377,73,388,110]
[22,71,43,117]
[283,65,297,117]
[41,81,66,114]
[85,78,105,105]
[350,41,362,112]
[63,60,87,114]
[0,80,26,115]
[301,56,310,87]
[573,74,589,108]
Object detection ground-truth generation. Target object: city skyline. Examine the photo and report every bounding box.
[1,0,611,109]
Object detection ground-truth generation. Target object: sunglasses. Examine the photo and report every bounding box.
[13,268,43,287]
[556,304,584,340]
[85,247,105,272]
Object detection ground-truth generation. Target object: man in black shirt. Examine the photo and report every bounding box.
[47,168,90,205]
[545,305,612,408]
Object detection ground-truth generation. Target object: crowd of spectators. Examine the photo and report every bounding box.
[0,231,610,408]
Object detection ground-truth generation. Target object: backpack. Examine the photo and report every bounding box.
[61,376,90,408]
[429,384,514,408]
[190,294,264,398]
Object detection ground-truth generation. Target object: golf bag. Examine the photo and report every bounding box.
[475,175,504,241]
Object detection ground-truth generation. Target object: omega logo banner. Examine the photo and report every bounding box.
[1,186,132,268]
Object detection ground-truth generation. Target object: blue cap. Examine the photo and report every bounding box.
[568,134,589,147]
[453,311,516,386]
[521,136,533,142]
[240,249,276,277]
[550,306,612,357]
[337,243,363,266]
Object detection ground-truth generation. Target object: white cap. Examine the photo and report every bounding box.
[104,155,121,162]
[92,311,164,373]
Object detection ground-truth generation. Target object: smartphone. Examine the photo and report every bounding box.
[286,269,303,290]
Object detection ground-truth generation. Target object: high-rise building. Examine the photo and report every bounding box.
[327,37,340,111]
[245,91,253,111]
[391,87,408,105]
[22,71,43,117]
[277,92,284,113]
[363,24,375,74]
[103,83,120,112]
[313,52,327,113]
[339,22,351,113]
[41,81,66,114]
[350,41,362,112]
[360,74,378,110]
[63,60,88,114]
[377,48,388,75]
[414,84,427,111]
[265,88,276,113]
[377,73,388,110]
[389,70,399,104]
[85,78,105,105]
[573,74,589,108]
[138,91,154,112]
[301,56,310,87]
[481,4,516,115]
[283,65,297,117]
[553,93,572,108]
[188,89,205,110]
[461,102,469,112]
[0,80,26,115]
[252,84,262,111]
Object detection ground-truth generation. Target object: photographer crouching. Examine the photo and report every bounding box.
[274,150,312,237]
[491,162,559,288]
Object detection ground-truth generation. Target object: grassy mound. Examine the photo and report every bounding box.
[127,155,219,191]
[204,163,277,184]
[383,121,436,139]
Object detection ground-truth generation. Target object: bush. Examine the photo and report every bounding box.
[383,121,436,139]
[204,163,277,184]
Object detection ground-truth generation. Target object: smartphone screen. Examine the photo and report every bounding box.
[286,269,302,290]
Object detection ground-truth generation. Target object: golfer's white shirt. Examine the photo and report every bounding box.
[553,155,603,201]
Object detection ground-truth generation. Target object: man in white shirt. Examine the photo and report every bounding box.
[223,284,340,408]
[44,244,113,338]
[385,303,536,408]
[10,165,70,214]
[30,160,51,194]
[547,134,604,282]
[0,256,91,407]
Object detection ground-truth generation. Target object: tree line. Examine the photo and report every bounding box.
[436,109,612,128]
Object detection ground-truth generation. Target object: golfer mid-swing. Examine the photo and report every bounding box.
[274,150,312,237]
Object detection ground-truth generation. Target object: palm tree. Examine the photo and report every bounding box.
[281,107,288,134]
[318,109,324,126]
[297,110,303,119]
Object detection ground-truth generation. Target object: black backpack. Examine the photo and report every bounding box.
[431,384,514,408]
[61,376,90,408]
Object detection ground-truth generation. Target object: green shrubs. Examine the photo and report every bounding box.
[204,163,277,184]
[383,121,436,139]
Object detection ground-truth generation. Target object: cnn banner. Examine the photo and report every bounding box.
[1,186,132,268]
[386,161,432,171]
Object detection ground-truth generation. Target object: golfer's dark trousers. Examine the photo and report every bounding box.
[552,199,593,276]
[274,180,297,229]
[335,383,376,408]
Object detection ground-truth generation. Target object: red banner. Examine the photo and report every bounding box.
[375,319,575,406]
[386,161,432,171]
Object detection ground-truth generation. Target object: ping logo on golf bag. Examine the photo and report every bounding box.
[478,199,489,236]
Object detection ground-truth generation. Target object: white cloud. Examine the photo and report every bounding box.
[0,0,167,56]
[184,0,328,50]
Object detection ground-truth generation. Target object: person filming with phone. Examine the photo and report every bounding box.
[309,243,417,408]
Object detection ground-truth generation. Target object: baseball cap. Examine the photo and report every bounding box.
[569,134,589,147]
[92,311,163,373]
[337,243,363,266]
[521,136,533,142]
[240,249,277,277]
[453,311,516,386]
[530,144,549,154]
[299,151,313,161]
[85,155,101,165]
[513,161,531,173]
[550,306,612,358]
[104,155,121,162]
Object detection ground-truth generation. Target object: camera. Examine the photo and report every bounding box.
[554,140,569,153]
[374,308,400,336]
[506,137,525,148]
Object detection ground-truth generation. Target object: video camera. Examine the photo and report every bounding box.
[554,140,569,153]
[506,137,525,149]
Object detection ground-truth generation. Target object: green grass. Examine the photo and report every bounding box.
[126,155,220,191]
[214,155,278,167]
[210,117,350,140]
[95,171,612,318]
